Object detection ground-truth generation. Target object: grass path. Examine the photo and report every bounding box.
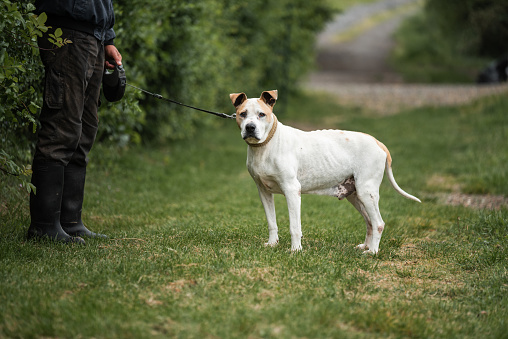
[0,91,507,338]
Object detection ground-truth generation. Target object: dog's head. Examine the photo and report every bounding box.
[229,90,278,145]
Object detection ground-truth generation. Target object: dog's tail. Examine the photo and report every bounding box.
[376,140,421,203]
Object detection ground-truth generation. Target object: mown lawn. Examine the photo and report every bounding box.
[1,91,507,338]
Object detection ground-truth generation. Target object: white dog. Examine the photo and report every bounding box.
[230,90,421,254]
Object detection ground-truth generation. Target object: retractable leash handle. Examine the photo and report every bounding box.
[102,60,126,102]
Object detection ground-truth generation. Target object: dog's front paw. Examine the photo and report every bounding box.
[355,243,368,250]
[356,243,379,255]
[264,238,279,247]
[291,243,302,252]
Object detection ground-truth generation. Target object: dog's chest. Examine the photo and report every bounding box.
[246,155,284,194]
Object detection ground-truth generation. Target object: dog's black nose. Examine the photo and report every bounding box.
[246,123,256,134]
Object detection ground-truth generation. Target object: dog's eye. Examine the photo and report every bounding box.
[258,112,266,118]
[239,111,247,118]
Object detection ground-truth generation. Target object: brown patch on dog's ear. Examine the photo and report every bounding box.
[260,90,278,108]
[230,93,247,108]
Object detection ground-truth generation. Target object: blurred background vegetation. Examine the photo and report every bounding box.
[393,0,508,82]
[0,0,333,187]
[1,0,508,191]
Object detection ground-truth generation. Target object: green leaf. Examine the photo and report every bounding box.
[54,28,62,38]
[29,102,38,114]
[37,12,47,26]
[5,3,17,12]
[14,11,24,26]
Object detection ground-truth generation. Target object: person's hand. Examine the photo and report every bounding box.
[105,45,122,69]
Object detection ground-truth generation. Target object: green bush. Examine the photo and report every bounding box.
[111,0,333,142]
[0,0,45,191]
[426,0,508,57]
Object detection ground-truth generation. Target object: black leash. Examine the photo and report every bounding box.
[126,83,236,120]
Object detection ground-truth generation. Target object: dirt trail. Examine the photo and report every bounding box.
[303,0,508,209]
[313,0,413,84]
[304,0,508,115]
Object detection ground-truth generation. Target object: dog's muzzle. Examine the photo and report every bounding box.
[243,123,259,140]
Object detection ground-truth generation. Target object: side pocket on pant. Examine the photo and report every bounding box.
[45,68,64,109]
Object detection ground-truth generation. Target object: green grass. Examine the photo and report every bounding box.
[1,92,507,338]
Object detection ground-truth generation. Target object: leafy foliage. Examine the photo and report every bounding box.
[425,0,508,57]
[392,0,508,82]
[111,0,333,142]
[0,0,47,192]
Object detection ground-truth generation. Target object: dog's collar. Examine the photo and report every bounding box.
[246,116,278,148]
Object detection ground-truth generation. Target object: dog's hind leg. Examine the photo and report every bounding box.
[354,183,385,254]
[346,192,373,251]
[257,185,279,246]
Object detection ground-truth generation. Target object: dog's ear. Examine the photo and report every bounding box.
[260,90,278,108]
[230,92,247,108]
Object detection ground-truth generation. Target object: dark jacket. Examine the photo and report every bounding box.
[35,0,116,44]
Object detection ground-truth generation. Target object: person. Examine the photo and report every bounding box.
[27,0,123,244]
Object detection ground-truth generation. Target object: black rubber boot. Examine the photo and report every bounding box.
[27,161,85,244]
[61,163,107,238]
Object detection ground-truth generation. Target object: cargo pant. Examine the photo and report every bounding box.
[35,28,105,166]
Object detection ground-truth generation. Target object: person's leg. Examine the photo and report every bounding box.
[27,161,84,244]
[61,35,106,238]
[29,29,99,243]
[34,29,91,166]
[61,163,107,238]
